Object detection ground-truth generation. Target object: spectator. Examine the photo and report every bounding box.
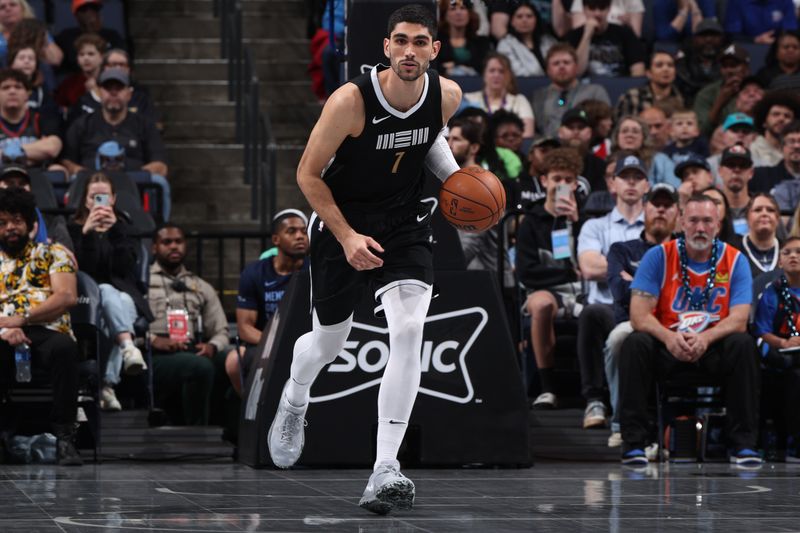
[575,154,650,424]
[456,107,523,180]
[67,172,151,411]
[604,183,679,447]
[148,223,229,425]
[569,0,644,37]
[62,68,171,220]
[437,0,491,76]
[557,108,606,191]
[703,185,740,245]
[0,188,81,465]
[566,0,645,77]
[55,33,105,109]
[513,135,570,208]
[8,45,59,126]
[718,144,756,234]
[733,77,766,118]
[753,237,800,464]
[707,113,761,179]
[0,2,62,66]
[662,109,710,165]
[532,43,610,138]
[618,193,760,467]
[759,121,800,209]
[0,164,72,249]
[55,0,125,76]
[496,2,556,77]
[464,53,535,138]
[751,92,800,167]
[517,147,584,409]
[490,109,525,158]
[447,116,483,168]
[674,154,715,207]
[724,0,797,44]
[693,44,751,136]
[581,99,613,160]
[226,210,308,396]
[0,69,61,168]
[639,106,672,152]
[733,193,782,276]
[654,0,715,42]
[584,149,619,213]
[615,51,685,121]
[611,115,679,187]
[756,30,800,88]
[674,19,726,105]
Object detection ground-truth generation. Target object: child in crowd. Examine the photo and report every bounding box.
[662,109,710,164]
[55,33,105,108]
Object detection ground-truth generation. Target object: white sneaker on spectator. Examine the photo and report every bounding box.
[122,345,146,375]
[583,401,607,428]
[532,392,558,409]
[100,386,122,411]
[608,432,622,448]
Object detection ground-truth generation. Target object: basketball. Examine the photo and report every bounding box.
[439,166,506,233]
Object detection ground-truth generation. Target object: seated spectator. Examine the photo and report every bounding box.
[584,149,619,213]
[693,44,751,136]
[437,0,491,76]
[569,0,644,37]
[703,185,740,245]
[496,2,556,77]
[532,43,610,138]
[516,147,584,409]
[674,154,714,206]
[639,106,672,152]
[148,224,229,425]
[611,115,678,186]
[513,135,574,208]
[581,99,613,160]
[490,109,525,159]
[751,92,800,167]
[8,46,59,127]
[708,113,761,178]
[653,0,714,42]
[760,121,800,208]
[226,210,308,396]
[566,0,645,77]
[604,183,679,447]
[724,0,797,44]
[733,77,766,118]
[753,237,800,463]
[0,69,61,168]
[756,30,800,88]
[618,193,760,467]
[572,154,649,422]
[67,172,151,411]
[0,188,81,465]
[557,108,606,191]
[55,0,125,76]
[718,144,755,233]
[456,107,523,180]
[674,19,726,104]
[62,68,171,220]
[464,53,535,138]
[615,51,685,121]
[490,0,569,39]
[0,4,62,67]
[733,193,782,276]
[55,33,105,109]
[0,164,72,249]
[663,109,710,164]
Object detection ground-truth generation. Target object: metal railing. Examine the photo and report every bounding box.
[215,0,277,233]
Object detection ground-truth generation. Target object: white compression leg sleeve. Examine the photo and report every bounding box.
[285,311,353,407]
[374,284,433,468]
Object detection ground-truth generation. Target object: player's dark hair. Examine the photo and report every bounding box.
[0,187,36,230]
[387,4,437,40]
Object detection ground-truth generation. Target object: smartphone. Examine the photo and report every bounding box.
[555,183,571,204]
[94,193,110,206]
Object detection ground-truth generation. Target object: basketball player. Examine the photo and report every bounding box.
[267,5,463,515]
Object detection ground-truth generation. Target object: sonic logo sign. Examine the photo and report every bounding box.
[310,307,488,405]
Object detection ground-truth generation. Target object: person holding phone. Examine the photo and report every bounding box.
[67,172,152,411]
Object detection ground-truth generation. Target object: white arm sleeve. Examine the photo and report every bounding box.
[424,127,461,182]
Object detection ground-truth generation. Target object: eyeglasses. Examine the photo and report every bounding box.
[557,90,568,107]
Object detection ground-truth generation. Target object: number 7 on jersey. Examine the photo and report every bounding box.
[392,151,406,174]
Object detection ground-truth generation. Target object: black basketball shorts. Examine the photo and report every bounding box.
[308,203,434,326]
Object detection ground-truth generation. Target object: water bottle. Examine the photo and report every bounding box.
[15,343,31,383]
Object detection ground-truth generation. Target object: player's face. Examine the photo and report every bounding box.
[273,217,308,259]
[384,23,439,82]
[682,200,719,252]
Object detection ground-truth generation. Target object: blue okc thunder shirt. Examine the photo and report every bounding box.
[237,257,308,331]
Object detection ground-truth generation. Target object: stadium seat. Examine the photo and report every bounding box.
[28,0,45,21]
[29,169,59,210]
[735,42,769,74]
[590,77,646,107]
[51,0,76,35]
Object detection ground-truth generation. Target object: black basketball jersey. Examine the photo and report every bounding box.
[322,65,442,215]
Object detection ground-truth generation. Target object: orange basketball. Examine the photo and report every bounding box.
[439,166,506,233]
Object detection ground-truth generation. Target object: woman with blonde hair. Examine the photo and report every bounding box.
[610,114,677,187]
[0,0,62,66]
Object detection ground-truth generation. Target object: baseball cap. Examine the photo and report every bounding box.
[272,208,308,229]
[719,43,750,64]
[98,68,130,87]
[694,19,723,35]
[72,0,101,14]
[561,108,590,127]
[674,154,711,179]
[720,143,753,167]
[0,165,30,182]
[722,112,754,131]
[645,183,679,204]
[531,136,560,149]
[614,154,648,178]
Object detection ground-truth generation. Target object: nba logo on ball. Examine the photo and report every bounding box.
[440,166,506,233]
